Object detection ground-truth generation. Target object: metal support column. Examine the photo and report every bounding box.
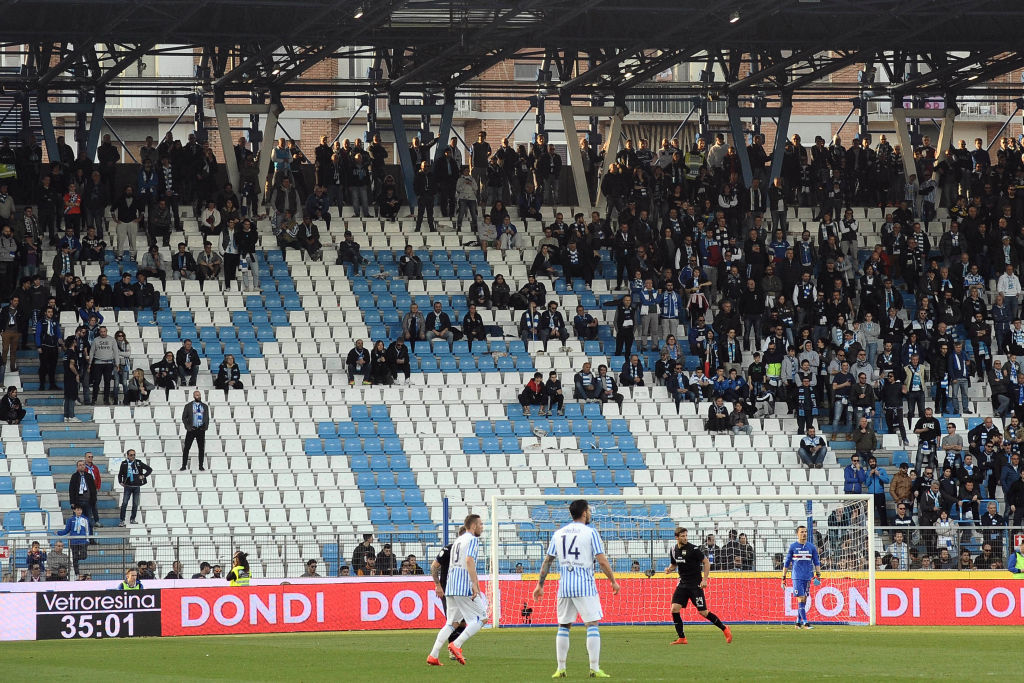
[892,106,955,181]
[191,93,208,144]
[214,96,282,196]
[534,95,546,142]
[37,90,105,163]
[697,99,710,142]
[558,101,625,212]
[365,94,378,143]
[388,94,455,210]
[727,95,792,188]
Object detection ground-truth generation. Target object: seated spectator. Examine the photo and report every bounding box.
[519,301,542,344]
[150,350,178,397]
[214,355,244,394]
[404,554,424,575]
[518,372,546,413]
[386,339,411,385]
[544,371,564,417]
[191,561,212,579]
[477,214,498,253]
[79,227,105,262]
[574,361,600,402]
[20,564,44,582]
[706,396,729,432]
[199,200,222,237]
[336,231,364,268]
[467,273,490,308]
[935,546,955,570]
[517,274,546,308]
[425,301,454,347]
[138,245,167,287]
[378,186,401,221]
[346,339,370,386]
[369,340,390,385]
[798,427,828,468]
[0,386,26,424]
[171,243,196,280]
[398,244,423,279]
[196,241,222,283]
[164,561,184,579]
[518,183,542,220]
[497,215,520,250]
[124,368,153,406]
[176,339,200,387]
[25,540,47,576]
[729,401,752,435]
[572,304,598,340]
[530,244,559,279]
[491,274,511,309]
[620,354,645,388]
[666,363,692,411]
[296,215,323,261]
[980,501,1005,554]
[462,304,486,342]
[974,543,999,569]
[539,301,568,351]
[401,303,426,352]
[133,272,159,312]
[595,364,624,408]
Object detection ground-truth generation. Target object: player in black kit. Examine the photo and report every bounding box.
[664,527,733,645]
[431,525,467,657]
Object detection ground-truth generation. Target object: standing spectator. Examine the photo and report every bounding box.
[980,502,1006,555]
[191,561,212,579]
[614,294,638,356]
[0,294,25,372]
[111,186,142,262]
[1009,470,1024,527]
[940,422,965,470]
[865,455,890,525]
[117,448,151,527]
[56,503,90,575]
[63,336,82,423]
[413,161,436,232]
[844,454,866,494]
[68,460,97,527]
[889,462,914,511]
[164,561,185,580]
[83,452,102,528]
[88,326,120,405]
[180,390,210,471]
[851,417,876,461]
[794,375,818,433]
[47,541,70,580]
[455,166,478,233]
[299,559,323,578]
[35,306,61,390]
[798,427,828,468]
[351,534,376,574]
[176,339,200,387]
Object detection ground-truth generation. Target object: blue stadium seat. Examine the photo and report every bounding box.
[370,405,390,421]
[349,455,370,471]
[337,422,357,437]
[3,510,23,531]
[305,439,324,456]
[481,436,501,453]
[462,438,481,454]
[350,406,370,422]
[364,489,384,506]
[323,438,343,456]
[383,489,403,505]
[19,494,40,511]
[382,437,402,454]
[369,455,390,471]
[390,455,410,471]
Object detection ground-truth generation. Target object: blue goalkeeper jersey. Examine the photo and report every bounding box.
[784,541,820,580]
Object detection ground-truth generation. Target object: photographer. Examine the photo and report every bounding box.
[117,448,151,527]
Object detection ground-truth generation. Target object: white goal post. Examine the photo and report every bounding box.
[488,494,876,627]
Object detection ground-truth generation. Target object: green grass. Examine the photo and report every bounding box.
[0,625,1007,681]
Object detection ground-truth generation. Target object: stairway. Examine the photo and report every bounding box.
[10,347,133,580]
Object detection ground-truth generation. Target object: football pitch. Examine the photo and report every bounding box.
[0,625,1007,681]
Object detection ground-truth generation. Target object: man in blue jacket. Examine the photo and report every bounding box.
[864,456,891,525]
[844,455,867,494]
[56,503,90,575]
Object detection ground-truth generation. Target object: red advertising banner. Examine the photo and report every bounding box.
[160,579,490,636]
[14,574,1018,640]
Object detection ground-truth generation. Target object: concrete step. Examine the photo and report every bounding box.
[40,426,99,441]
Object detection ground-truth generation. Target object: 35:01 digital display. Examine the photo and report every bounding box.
[35,590,162,639]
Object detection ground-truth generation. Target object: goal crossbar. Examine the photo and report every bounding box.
[488,493,876,626]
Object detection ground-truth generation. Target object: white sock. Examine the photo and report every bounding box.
[430,624,455,658]
[586,625,601,670]
[556,626,570,669]
[453,616,484,647]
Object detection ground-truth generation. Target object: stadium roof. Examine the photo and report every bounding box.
[1,0,1023,100]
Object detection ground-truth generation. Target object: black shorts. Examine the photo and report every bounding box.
[672,584,706,610]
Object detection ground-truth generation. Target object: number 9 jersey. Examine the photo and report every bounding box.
[546,521,605,598]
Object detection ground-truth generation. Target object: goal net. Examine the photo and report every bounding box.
[487,494,876,627]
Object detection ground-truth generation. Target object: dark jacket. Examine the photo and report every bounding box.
[117,458,152,487]
[68,470,97,508]
[181,400,211,431]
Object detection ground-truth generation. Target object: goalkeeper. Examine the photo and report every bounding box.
[781,525,821,629]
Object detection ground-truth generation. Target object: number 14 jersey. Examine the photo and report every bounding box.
[547,521,605,598]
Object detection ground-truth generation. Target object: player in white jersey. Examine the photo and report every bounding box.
[534,499,619,679]
[428,514,488,666]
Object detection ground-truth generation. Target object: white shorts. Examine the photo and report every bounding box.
[446,594,489,625]
[557,595,603,624]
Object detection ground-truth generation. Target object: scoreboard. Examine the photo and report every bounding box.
[35,590,162,640]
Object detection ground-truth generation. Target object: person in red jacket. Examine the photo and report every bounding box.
[518,372,546,414]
